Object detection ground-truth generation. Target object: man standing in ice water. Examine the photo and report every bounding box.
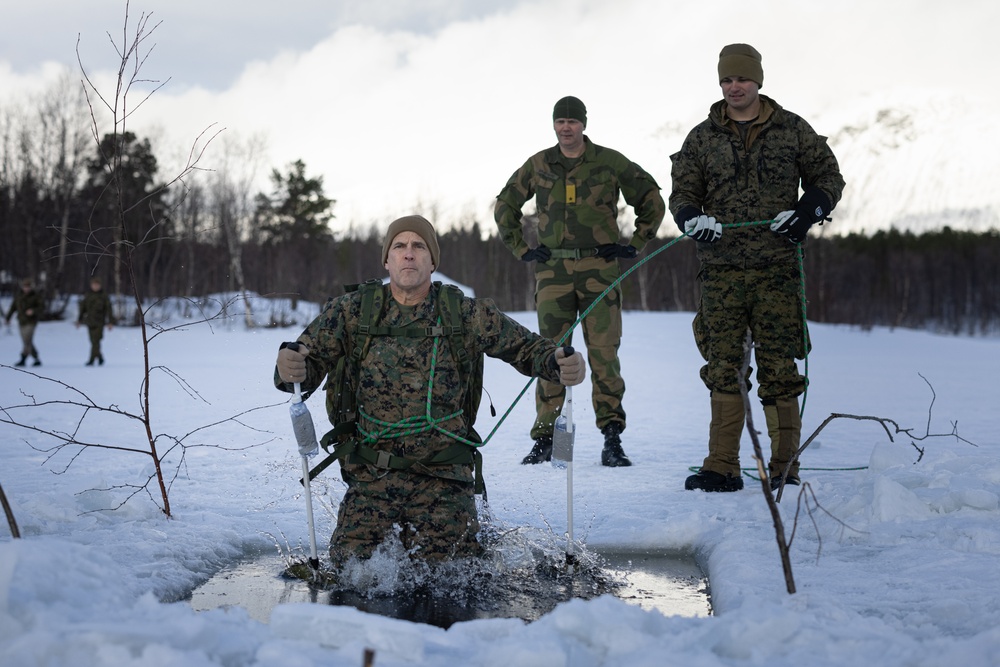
[275,215,585,564]
[670,44,845,492]
[495,96,665,467]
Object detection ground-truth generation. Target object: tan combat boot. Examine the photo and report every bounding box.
[685,392,745,492]
[764,397,802,489]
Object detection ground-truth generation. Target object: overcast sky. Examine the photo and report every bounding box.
[2,0,995,232]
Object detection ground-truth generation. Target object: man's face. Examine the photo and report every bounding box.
[720,76,760,115]
[90,282,101,292]
[384,231,434,292]
[553,118,585,154]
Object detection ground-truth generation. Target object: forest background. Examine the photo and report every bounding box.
[3,75,999,336]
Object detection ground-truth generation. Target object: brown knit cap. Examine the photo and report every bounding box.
[381,214,440,268]
[718,43,763,87]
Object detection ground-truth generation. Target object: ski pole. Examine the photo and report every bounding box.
[564,384,575,569]
[551,346,576,570]
[286,343,320,573]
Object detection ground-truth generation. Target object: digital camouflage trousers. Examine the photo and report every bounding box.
[329,466,482,564]
[693,261,809,400]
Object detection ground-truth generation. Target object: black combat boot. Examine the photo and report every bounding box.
[600,424,631,467]
[15,355,26,367]
[685,469,744,492]
[521,436,553,464]
[770,472,801,491]
[32,357,41,367]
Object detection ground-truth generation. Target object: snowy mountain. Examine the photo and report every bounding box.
[816,92,998,235]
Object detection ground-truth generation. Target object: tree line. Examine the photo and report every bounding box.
[2,91,998,335]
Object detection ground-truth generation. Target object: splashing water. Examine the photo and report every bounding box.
[279,508,628,627]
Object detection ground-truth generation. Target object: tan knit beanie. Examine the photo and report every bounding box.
[381,215,440,268]
[718,43,763,87]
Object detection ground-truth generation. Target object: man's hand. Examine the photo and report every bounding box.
[769,210,805,242]
[521,245,552,262]
[555,346,586,386]
[770,187,831,244]
[684,214,722,243]
[277,341,310,384]
[595,243,638,260]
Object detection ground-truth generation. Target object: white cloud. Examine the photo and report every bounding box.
[1,0,997,233]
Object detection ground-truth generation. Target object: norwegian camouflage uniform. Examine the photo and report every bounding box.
[78,283,114,365]
[669,94,845,480]
[5,283,44,363]
[495,136,665,439]
[276,282,563,563]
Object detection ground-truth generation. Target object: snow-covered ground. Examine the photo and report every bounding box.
[1,290,999,666]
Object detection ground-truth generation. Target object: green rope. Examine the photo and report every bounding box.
[356,317,481,449]
[482,220,812,444]
[356,224,812,452]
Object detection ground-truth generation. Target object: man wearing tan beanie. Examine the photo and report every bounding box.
[669,44,845,493]
[274,214,586,565]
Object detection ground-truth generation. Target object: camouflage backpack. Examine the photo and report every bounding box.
[307,280,486,492]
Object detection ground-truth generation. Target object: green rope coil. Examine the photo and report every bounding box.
[356,317,481,449]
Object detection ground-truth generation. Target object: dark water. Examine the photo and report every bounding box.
[188,545,711,628]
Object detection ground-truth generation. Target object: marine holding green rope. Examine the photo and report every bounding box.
[274,215,585,564]
[669,44,845,493]
[495,95,666,467]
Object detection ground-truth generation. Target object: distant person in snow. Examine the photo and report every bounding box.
[76,276,114,366]
[5,277,44,367]
[669,44,845,492]
[274,215,585,564]
[494,96,666,468]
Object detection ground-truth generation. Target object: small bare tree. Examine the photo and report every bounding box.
[0,2,276,518]
[739,333,978,595]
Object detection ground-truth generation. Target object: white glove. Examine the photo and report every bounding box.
[684,214,722,243]
[770,210,796,233]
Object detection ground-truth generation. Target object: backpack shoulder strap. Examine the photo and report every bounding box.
[352,279,387,365]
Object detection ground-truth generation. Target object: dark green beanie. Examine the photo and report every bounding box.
[718,43,763,87]
[553,96,587,126]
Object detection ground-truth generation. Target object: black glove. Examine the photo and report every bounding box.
[595,243,638,260]
[770,187,832,244]
[521,245,552,262]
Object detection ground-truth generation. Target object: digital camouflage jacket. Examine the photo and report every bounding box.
[276,283,563,484]
[495,137,665,258]
[669,95,845,268]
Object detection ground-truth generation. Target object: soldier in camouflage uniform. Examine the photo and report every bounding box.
[5,278,44,367]
[76,277,114,366]
[669,44,845,492]
[495,96,665,467]
[275,215,585,564]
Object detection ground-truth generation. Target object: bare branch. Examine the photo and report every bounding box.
[1,481,21,539]
[737,331,796,594]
